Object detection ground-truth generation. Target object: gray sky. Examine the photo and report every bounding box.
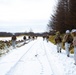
[0,0,57,33]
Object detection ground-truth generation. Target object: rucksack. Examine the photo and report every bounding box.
[63,34,73,43]
[55,36,62,43]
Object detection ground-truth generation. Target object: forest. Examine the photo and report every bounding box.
[48,0,76,33]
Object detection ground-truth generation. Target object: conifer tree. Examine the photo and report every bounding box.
[48,0,76,33]
[69,0,76,29]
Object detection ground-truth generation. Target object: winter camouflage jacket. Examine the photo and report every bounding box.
[63,34,73,43]
[12,35,17,41]
[55,35,62,44]
[73,37,76,46]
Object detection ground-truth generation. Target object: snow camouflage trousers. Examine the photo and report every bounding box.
[12,40,16,48]
[74,46,76,63]
[65,42,70,56]
[57,43,62,52]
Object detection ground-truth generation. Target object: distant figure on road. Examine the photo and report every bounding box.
[43,35,45,41]
[55,31,62,53]
[71,29,76,65]
[63,30,73,57]
[28,36,30,39]
[46,35,49,42]
[32,36,35,40]
[11,33,17,48]
[23,36,26,44]
[36,35,37,39]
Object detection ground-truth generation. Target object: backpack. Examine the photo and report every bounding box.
[55,36,62,43]
[63,34,73,43]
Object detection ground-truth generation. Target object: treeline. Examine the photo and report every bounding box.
[48,0,76,33]
[0,32,29,37]
[0,32,12,37]
[0,32,52,37]
[0,32,33,37]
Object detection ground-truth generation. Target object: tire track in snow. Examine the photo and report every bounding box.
[35,54,44,75]
[42,40,55,75]
[6,39,45,75]
[32,39,54,75]
[6,40,38,75]
[43,41,65,75]
[6,38,65,75]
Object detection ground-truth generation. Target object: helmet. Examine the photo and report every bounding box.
[71,29,76,33]
[66,30,70,33]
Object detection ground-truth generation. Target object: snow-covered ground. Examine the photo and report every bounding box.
[0,36,28,41]
[0,37,11,41]
[0,37,76,75]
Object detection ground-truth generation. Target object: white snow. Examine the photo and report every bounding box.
[0,36,28,41]
[0,37,11,41]
[0,37,76,75]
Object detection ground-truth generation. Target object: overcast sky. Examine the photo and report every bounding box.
[0,0,57,33]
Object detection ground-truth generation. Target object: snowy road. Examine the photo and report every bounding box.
[0,37,76,75]
[6,38,54,75]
